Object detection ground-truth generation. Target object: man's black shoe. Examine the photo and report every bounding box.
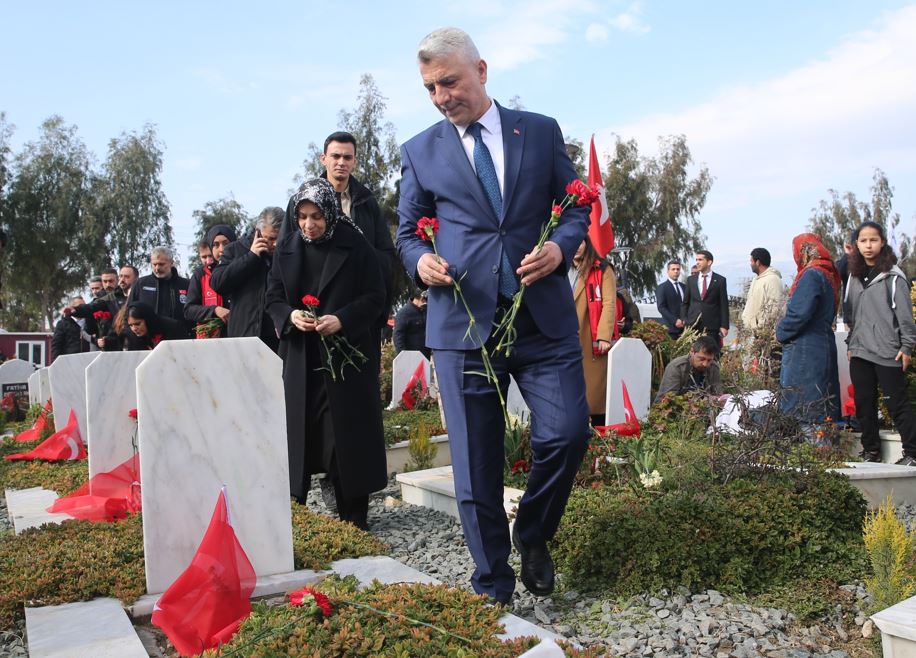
[512,526,555,597]
[859,450,882,463]
[895,455,916,467]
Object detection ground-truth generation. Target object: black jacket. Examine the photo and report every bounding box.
[51,317,92,360]
[287,174,397,325]
[184,265,219,324]
[127,268,191,334]
[681,271,730,336]
[210,234,278,351]
[655,279,686,336]
[393,302,429,357]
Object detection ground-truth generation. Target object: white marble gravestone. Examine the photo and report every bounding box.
[48,353,97,444]
[506,376,529,420]
[0,358,37,404]
[86,352,149,479]
[37,368,51,407]
[835,330,851,413]
[28,371,40,405]
[137,337,293,594]
[388,350,431,409]
[604,337,652,425]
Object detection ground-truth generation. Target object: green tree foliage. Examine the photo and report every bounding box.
[189,195,249,269]
[1,116,93,330]
[808,168,914,276]
[84,124,173,273]
[603,135,712,297]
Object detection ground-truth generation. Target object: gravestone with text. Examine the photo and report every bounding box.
[86,352,149,479]
[388,350,431,409]
[137,337,293,594]
[604,337,652,425]
[0,358,38,418]
[48,353,97,444]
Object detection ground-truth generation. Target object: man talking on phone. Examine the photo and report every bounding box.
[211,207,284,351]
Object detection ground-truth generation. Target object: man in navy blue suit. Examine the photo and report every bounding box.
[656,260,686,339]
[396,27,590,605]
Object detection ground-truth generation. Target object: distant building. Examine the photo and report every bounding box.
[0,331,53,366]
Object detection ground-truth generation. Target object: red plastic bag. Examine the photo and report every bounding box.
[152,487,256,656]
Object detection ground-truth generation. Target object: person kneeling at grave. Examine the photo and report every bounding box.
[265,178,387,531]
[122,301,188,350]
[654,335,724,404]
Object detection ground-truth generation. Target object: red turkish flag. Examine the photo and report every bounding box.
[12,400,52,442]
[47,454,141,522]
[594,380,641,438]
[4,409,85,461]
[401,360,428,410]
[152,487,256,656]
[587,136,614,257]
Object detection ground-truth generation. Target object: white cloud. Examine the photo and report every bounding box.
[599,5,916,221]
[607,4,650,35]
[586,23,609,42]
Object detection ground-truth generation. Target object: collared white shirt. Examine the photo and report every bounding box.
[699,269,713,292]
[456,100,505,196]
[669,277,683,301]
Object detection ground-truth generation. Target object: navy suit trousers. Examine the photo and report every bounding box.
[433,304,590,600]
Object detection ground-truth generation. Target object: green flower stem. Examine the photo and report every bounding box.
[430,240,511,427]
[492,194,576,356]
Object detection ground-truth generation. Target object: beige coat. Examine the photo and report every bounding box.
[574,265,617,415]
[741,267,786,332]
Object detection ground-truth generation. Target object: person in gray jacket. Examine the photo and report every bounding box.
[655,335,724,403]
[845,221,916,465]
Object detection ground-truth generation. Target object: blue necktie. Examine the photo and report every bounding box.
[468,122,518,298]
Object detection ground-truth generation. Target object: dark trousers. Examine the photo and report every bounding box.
[851,357,916,455]
[434,304,590,601]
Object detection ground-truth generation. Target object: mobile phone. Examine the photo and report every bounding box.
[255,228,262,239]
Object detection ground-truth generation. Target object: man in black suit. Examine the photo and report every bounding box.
[681,250,729,343]
[655,260,686,339]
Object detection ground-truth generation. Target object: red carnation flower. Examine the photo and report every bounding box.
[301,295,320,307]
[128,408,138,419]
[289,587,332,617]
[551,204,563,217]
[415,216,439,242]
[565,179,598,206]
[511,459,530,474]
[150,334,162,347]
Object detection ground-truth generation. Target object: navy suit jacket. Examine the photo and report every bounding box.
[396,104,589,350]
[655,279,685,334]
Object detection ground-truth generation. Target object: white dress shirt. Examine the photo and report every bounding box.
[456,100,505,196]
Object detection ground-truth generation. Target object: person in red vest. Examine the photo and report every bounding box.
[185,225,236,337]
[571,239,617,426]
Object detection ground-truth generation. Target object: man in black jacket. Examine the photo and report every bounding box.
[127,246,191,336]
[185,227,235,334]
[67,267,128,350]
[292,132,397,362]
[393,291,429,358]
[656,260,686,339]
[681,249,729,344]
[52,296,93,360]
[210,208,282,351]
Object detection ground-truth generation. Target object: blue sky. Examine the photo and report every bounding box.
[3,1,915,289]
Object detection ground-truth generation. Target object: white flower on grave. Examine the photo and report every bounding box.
[639,470,663,489]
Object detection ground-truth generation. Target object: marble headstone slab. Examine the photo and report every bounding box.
[28,371,40,405]
[38,368,51,407]
[835,330,851,413]
[48,353,97,443]
[86,352,149,479]
[604,337,652,425]
[0,358,37,404]
[137,337,293,594]
[388,350,431,409]
[506,376,530,420]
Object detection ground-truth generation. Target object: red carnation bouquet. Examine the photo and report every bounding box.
[92,310,113,322]
[299,294,367,381]
[491,179,599,356]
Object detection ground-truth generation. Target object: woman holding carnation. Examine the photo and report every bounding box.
[570,238,617,426]
[265,178,387,529]
[844,221,916,464]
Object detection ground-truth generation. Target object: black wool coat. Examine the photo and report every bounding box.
[265,222,388,500]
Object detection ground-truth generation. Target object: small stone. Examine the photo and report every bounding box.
[383,495,402,507]
[699,618,717,636]
[563,590,579,601]
[854,614,865,626]
[618,636,639,653]
[534,605,550,624]
[862,619,874,638]
[656,609,670,619]
[707,590,724,606]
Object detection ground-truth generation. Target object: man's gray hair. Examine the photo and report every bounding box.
[150,245,174,262]
[417,27,480,65]
[256,206,285,230]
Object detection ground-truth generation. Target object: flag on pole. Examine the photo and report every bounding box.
[587,135,614,257]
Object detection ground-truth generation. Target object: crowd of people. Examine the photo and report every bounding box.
[44,26,916,607]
